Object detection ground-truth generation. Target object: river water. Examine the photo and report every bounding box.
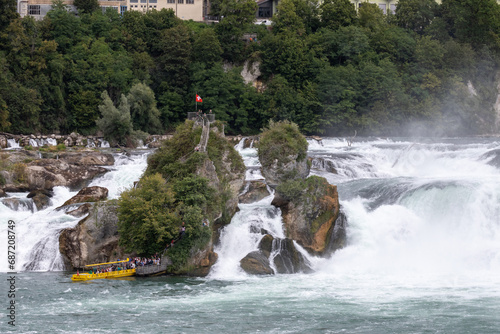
[1,138,500,333]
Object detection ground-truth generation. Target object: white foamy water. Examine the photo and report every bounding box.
[0,151,151,272]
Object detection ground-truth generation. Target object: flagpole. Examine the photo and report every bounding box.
[195,92,198,111]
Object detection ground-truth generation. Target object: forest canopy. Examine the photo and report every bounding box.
[1,0,500,138]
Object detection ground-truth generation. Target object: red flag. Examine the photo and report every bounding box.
[196,94,203,103]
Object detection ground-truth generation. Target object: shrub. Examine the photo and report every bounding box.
[12,163,27,183]
[257,120,308,169]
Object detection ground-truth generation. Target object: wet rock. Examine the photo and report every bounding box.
[0,189,6,197]
[58,152,114,166]
[59,202,130,268]
[240,251,274,275]
[27,189,53,211]
[1,197,34,212]
[0,135,7,148]
[66,203,92,217]
[482,148,500,168]
[272,177,344,256]
[61,186,108,207]
[258,234,274,257]
[271,238,312,274]
[239,181,270,204]
[249,226,269,235]
[311,157,338,174]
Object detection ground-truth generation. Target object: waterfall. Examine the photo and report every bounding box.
[308,138,500,281]
[210,139,311,279]
[6,138,20,149]
[0,151,151,272]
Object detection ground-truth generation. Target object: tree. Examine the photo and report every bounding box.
[358,2,386,31]
[320,0,357,31]
[96,91,133,146]
[192,28,223,66]
[272,0,305,35]
[0,0,18,31]
[127,82,162,133]
[74,0,100,14]
[214,0,257,62]
[118,173,178,256]
[395,0,438,34]
[440,0,500,49]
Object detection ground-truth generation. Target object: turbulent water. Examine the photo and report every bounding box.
[0,150,150,272]
[2,138,500,333]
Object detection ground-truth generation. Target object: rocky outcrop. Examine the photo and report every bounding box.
[261,153,310,187]
[0,150,113,192]
[59,202,131,268]
[183,247,219,277]
[240,251,274,275]
[0,132,171,149]
[482,148,500,168]
[272,176,345,257]
[61,186,108,207]
[272,238,312,274]
[239,234,312,275]
[238,181,270,204]
[66,203,92,217]
[1,197,34,212]
[27,189,53,211]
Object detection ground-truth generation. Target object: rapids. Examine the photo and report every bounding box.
[1,138,500,333]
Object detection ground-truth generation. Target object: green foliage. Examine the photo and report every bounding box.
[258,120,308,169]
[395,0,438,34]
[74,0,100,14]
[276,175,329,201]
[127,82,162,133]
[0,0,18,31]
[96,91,133,146]
[320,0,357,31]
[12,162,27,183]
[1,0,500,137]
[118,173,178,256]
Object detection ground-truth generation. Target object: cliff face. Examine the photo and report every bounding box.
[257,121,346,260]
[174,128,245,276]
[59,201,131,268]
[272,177,346,256]
[0,150,113,192]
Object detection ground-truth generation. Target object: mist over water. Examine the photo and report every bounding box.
[309,137,500,285]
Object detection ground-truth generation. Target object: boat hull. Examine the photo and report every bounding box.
[71,269,136,281]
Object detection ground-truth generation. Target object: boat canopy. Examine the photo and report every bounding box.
[84,258,130,267]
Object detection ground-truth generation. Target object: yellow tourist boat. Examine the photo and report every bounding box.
[71,258,136,282]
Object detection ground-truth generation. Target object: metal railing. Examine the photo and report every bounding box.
[135,259,170,276]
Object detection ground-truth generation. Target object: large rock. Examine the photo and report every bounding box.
[258,234,274,257]
[271,238,312,274]
[59,202,131,268]
[257,121,310,187]
[240,251,274,275]
[61,186,108,207]
[272,176,345,256]
[0,150,112,192]
[27,189,53,211]
[181,248,219,277]
[1,197,34,212]
[261,154,310,187]
[58,152,114,166]
[482,148,500,168]
[239,181,270,204]
[27,159,108,190]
